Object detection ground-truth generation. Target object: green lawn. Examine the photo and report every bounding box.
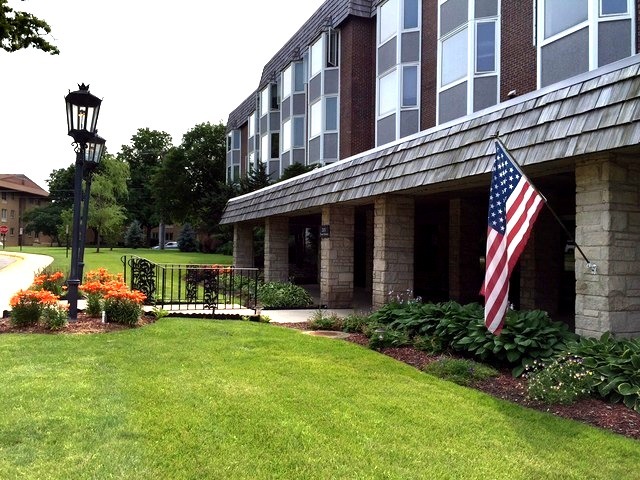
[0,319,637,479]
[2,246,232,275]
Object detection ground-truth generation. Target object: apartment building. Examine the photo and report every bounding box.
[0,174,50,247]
[223,0,640,337]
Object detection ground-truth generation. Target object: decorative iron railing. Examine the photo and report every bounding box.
[121,256,259,313]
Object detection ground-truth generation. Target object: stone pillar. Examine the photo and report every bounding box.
[575,155,640,337]
[372,196,415,307]
[233,223,254,268]
[264,216,289,283]
[449,198,484,304]
[320,205,355,308]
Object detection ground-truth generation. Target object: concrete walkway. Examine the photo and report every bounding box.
[0,252,54,314]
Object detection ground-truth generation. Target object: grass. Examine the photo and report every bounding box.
[2,246,232,275]
[0,319,638,479]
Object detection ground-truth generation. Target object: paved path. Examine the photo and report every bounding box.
[0,252,54,314]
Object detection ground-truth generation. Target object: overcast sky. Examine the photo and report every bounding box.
[1,0,325,189]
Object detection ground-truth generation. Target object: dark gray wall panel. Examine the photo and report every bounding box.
[260,115,268,133]
[309,136,321,163]
[400,109,419,138]
[475,0,497,18]
[439,81,467,123]
[309,75,322,102]
[377,114,396,146]
[269,160,280,180]
[324,133,338,159]
[598,20,631,68]
[293,94,306,115]
[541,28,589,87]
[270,112,280,130]
[378,37,397,75]
[324,69,339,95]
[401,32,420,63]
[232,151,240,164]
[281,151,290,171]
[281,97,291,120]
[441,0,468,37]
[473,75,497,112]
[292,148,305,165]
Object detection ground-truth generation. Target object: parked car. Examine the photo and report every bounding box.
[152,241,179,250]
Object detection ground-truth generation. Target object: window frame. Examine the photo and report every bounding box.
[282,65,292,100]
[310,35,324,78]
[282,118,292,153]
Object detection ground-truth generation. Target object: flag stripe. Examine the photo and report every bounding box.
[481,141,545,334]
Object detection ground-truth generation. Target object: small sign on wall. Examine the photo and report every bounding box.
[320,225,330,238]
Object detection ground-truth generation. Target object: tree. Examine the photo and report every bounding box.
[0,0,58,54]
[239,162,271,194]
[118,128,173,246]
[279,163,317,182]
[87,155,129,252]
[177,223,197,252]
[124,220,143,249]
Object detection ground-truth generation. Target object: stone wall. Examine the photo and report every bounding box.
[264,217,289,283]
[320,205,354,308]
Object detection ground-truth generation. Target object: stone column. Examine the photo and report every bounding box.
[320,205,355,308]
[264,216,289,283]
[575,155,640,337]
[233,223,254,268]
[372,196,415,308]
[449,198,484,304]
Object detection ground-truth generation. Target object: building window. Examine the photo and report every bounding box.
[538,0,634,87]
[282,118,292,152]
[293,117,305,147]
[271,133,279,159]
[282,65,292,99]
[310,36,323,78]
[1,209,6,222]
[309,100,322,138]
[326,29,339,67]
[232,131,240,150]
[9,227,14,236]
[10,210,15,218]
[1,192,5,201]
[380,0,399,42]
[402,65,418,106]
[294,62,305,92]
[248,112,256,137]
[441,27,468,87]
[261,135,269,162]
[270,83,280,110]
[437,0,500,124]
[404,0,419,29]
[325,97,338,131]
[379,69,399,117]
[260,87,269,117]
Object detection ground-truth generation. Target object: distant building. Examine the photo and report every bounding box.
[0,174,50,247]
[222,0,640,338]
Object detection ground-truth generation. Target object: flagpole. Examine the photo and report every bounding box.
[493,132,597,274]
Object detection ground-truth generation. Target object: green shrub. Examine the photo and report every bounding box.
[42,305,68,331]
[124,220,144,248]
[257,282,313,308]
[568,332,640,412]
[423,357,499,386]
[413,335,446,354]
[104,298,142,326]
[308,311,343,331]
[342,313,371,333]
[85,293,103,317]
[525,356,594,405]
[178,223,198,252]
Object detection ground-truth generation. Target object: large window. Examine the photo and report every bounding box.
[282,118,292,152]
[402,65,418,106]
[309,100,322,138]
[325,97,338,131]
[248,112,256,137]
[538,0,634,87]
[380,0,399,42]
[282,65,292,99]
[437,0,499,124]
[293,117,305,147]
[310,36,323,78]
[379,69,399,116]
[260,87,269,117]
[261,135,269,162]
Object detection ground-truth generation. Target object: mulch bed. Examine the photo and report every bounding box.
[0,313,156,335]
[277,321,640,441]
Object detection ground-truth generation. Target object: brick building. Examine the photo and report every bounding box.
[0,174,50,247]
[222,0,640,337]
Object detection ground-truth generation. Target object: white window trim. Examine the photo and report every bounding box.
[310,35,324,78]
[282,118,292,153]
[536,0,634,87]
[248,111,256,138]
[260,87,269,117]
[309,100,322,139]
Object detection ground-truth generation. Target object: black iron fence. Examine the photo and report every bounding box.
[121,256,259,313]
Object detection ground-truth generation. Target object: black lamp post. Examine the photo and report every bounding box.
[65,84,105,321]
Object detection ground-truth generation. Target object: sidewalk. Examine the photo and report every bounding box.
[0,252,54,314]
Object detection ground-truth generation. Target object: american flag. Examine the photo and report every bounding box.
[481,141,545,334]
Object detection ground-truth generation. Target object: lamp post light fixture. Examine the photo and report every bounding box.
[65,84,105,321]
